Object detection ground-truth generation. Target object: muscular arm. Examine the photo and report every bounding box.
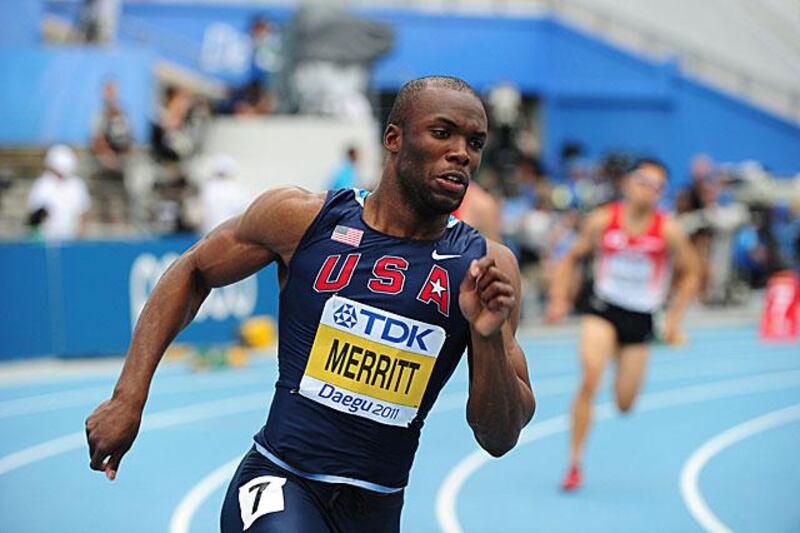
[464,241,535,457]
[662,217,701,340]
[545,209,607,323]
[86,187,324,478]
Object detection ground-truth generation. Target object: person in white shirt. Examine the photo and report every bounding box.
[27,145,91,241]
[199,154,249,236]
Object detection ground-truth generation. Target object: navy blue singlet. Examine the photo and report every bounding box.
[254,188,486,492]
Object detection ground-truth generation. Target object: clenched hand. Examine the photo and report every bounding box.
[459,257,515,338]
[85,397,143,481]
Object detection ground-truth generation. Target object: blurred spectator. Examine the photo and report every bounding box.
[328,146,360,191]
[26,145,91,240]
[679,166,748,304]
[502,157,554,266]
[151,86,205,180]
[540,208,582,306]
[198,155,249,235]
[597,152,633,203]
[677,154,716,213]
[232,80,272,116]
[453,182,502,242]
[248,16,282,94]
[91,79,132,180]
[154,176,197,235]
[518,156,552,210]
[732,207,770,288]
[553,141,585,182]
[770,203,798,272]
[79,0,120,44]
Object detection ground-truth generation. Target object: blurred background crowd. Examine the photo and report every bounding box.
[2,0,800,349]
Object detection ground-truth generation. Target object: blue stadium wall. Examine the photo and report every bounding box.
[0,238,279,360]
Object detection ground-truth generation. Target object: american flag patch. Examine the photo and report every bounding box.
[331,225,364,247]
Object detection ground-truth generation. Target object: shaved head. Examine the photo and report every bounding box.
[387,76,483,127]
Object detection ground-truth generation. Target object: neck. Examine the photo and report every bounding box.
[622,200,654,225]
[364,174,450,240]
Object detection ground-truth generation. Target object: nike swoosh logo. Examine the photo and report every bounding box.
[432,250,461,260]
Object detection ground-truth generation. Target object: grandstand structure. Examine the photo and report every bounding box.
[1,0,799,359]
[38,0,800,124]
[341,0,800,124]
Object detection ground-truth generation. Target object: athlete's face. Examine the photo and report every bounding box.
[386,88,488,216]
[624,163,667,210]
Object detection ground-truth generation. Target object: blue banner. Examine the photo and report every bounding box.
[0,236,279,360]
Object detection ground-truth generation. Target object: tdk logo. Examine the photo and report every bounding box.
[333,304,358,329]
[358,309,434,351]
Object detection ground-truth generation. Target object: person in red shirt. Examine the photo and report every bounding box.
[546,158,700,491]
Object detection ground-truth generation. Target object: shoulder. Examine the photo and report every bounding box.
[237,187,327,256]
[29,175,49,191]
[660,214,689,246]
[583,205,612,234]
[246,186,325,216]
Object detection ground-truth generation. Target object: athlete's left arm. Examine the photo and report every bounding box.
[663,217,702,343]
[463,241,535,457]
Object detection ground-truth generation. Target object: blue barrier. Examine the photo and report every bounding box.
[0,236,279,360]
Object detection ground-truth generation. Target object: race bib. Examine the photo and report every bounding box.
[238,476,286,531]
[299,295,446,427]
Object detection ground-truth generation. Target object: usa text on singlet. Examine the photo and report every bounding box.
[254,188,486,492]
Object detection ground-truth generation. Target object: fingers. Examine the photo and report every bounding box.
[86,415,106,471]
[477,265,509,293]
[460,257,496,290]
[479,279,514,304]
[487,295,514,313]
[88,439,125,480]
[105,450,124,481]
[89,444,109,472]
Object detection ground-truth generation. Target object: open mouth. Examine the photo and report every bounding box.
[434,172,468,193]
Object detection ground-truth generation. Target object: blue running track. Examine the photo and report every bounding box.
[0,325,798,532]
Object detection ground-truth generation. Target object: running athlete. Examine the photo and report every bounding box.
[85,76,535,532]
[545,158,699,491]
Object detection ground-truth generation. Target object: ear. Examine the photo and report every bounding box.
[383,124,402,154]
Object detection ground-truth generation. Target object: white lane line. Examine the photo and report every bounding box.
[0,369,574,482]
[0,392,268,476]
[167,373,584,533]
[436,369,800,533]
[166,366,800,533]
[170,456,242,533]
[680,403,800,533]
[0,371,272,419]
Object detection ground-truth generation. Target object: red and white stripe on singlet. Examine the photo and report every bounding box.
[593,202,671,313]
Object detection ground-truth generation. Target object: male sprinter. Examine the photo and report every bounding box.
[546,158,699,491]
[86,76,535,532]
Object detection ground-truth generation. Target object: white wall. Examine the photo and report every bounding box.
[201,116,383,197]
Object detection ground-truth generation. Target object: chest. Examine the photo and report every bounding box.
[40,182,83,213]
[601,228,666,258]
[291,243,466,325]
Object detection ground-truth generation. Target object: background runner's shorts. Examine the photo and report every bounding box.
[221,446,404,533]
[586,294,654,345]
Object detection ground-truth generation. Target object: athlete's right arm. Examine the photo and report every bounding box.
[85,187,325,480]
[545,209,607,323]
